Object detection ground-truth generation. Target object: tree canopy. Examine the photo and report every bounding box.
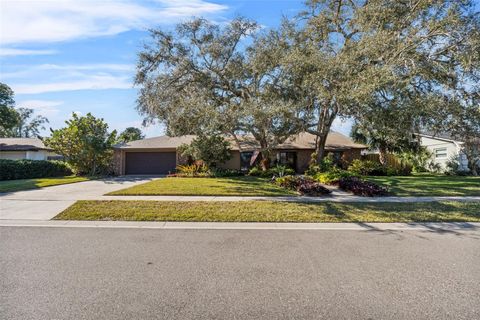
[116,127,145,143]
[44,113,117,176]
[0,82,49,138]
[135,0,479,170]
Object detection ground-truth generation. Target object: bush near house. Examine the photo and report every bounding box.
[172,163,242,178]
[338,177,389,197]
[348,159,412,176]
[248,165,295,178]
[274,175,332,196]
[314,167,358,185]
[0,159,72,181]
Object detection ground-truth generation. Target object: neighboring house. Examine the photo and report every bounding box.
[113,132,366,175]
[417,133,469,171]
[0,138,60,161]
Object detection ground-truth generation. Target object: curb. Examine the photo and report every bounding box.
[0,220,478,231]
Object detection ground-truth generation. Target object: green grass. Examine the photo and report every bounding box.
[107,176,296,196]
[55,200,480,223]
[0,176,92,193]
[366,174,480,197]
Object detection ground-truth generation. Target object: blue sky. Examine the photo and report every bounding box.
[0,0,354,137]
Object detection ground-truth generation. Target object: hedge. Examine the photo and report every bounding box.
[0,159,72,181]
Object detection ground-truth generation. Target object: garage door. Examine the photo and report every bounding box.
[125,152,176,175]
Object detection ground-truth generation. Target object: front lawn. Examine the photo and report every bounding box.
[107,176,296,196]
[0,176,92,193]
[366,174,480,197]
[55,200,480,223]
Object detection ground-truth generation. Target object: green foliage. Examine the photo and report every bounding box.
[396,148,433,173]
[44,113,117,176]
[0,83,49,138]
[116,127,144,143]
[248,165,295,178]
[175,164,210,177]
[305,153,335,175]
[178,135,231,168]
[315,168,358,185]
[0,159,72,181]
[348,160,387,176]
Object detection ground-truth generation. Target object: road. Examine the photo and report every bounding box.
[1,227,479,319]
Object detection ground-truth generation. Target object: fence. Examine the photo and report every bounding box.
[361,153,406,170]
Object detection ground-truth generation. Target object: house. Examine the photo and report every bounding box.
[113,132,366,175]
[417,133,469,171]
[0,138,60,161]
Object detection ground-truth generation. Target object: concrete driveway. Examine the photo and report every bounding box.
[0,176,158,220]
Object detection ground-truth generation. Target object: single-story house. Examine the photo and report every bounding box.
[0,138,61,161]
[113,132,366,175]
[418,133,469,171]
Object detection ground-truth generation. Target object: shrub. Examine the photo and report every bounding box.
[177,134,231,168]
[348,159,387,176]
[176,163,210,177]
[305,153,335,176]
[274,175,331,196]
[0,159,72,181]
[248,166,295,178]
[315,167,357,185]
[338,177,389,197]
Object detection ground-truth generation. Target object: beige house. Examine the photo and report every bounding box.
[0,138,60,161]
[113,132,366,175]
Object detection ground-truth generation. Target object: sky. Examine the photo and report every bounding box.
[0,0,353,138]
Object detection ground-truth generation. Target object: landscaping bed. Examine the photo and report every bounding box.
[55,200,480,223]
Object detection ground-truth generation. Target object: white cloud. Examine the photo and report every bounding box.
[13,75,132,94]
[2,63,134,94]
[0,48,57,56]
[0,0,228,45]
[16,100,64,117]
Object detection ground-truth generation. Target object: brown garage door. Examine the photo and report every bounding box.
[125,152,176,175]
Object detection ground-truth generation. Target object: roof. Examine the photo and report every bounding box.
[115,132,366,151]
[0,138,51,151]
[417,131,464,143]
[114,135,196,149]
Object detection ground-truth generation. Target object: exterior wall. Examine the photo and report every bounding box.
[0,150,56,160]
[295,150,314,173]
[218,150,241,170]
[341,148,362,165]
[0,151,27,160]
[420,136,468,171]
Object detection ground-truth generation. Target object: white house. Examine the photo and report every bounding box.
[418,133,469,172]
[0,138,60,161]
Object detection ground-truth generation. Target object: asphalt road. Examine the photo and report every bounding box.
[1,227,479,320]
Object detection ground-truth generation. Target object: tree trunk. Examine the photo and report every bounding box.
[378,145,388,167]
[259,140,271,171]
[468,158,478,176]
[315,133,328,164]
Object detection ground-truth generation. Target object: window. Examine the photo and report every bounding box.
[240,152,254,171]
[47,155,64,161]
[434,148,447,159]
[276,152,297,169]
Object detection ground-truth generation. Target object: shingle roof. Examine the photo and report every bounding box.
[0,138,51,151]
[115,132,366,151]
